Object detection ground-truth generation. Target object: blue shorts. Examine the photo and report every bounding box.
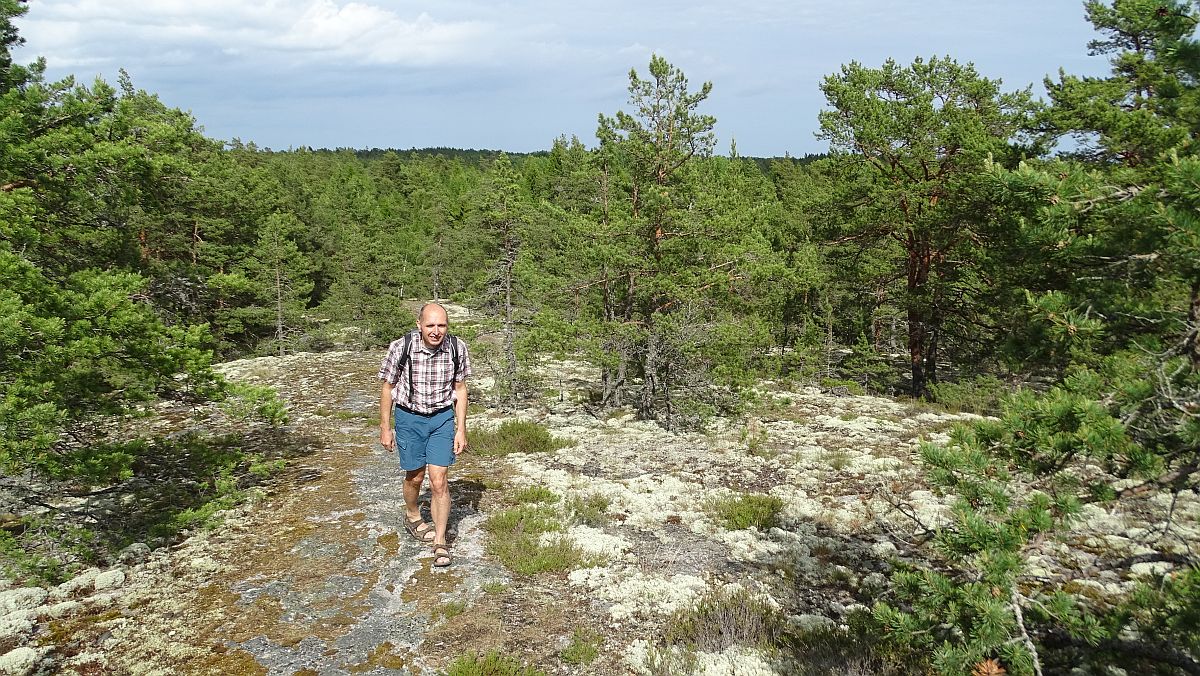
[394,405,456,470]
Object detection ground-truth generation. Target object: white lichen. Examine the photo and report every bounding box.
[568,566,707,620]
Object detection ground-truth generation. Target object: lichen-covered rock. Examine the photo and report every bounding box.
[539,525,629,558]
[568,567,707,620]
[40,601,82,620]
[0,616,34,652]
[0,646,44,676]
[792,613,836,631]
[118,543,152,565]
[0,589,46,616]
[51,568,99,601]
[31,349,1192,676]
[86,591,125,610]
[93,570,126,592]
[694,646,777,676]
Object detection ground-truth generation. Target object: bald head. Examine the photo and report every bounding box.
[417,302,449,349]
[418,302,448,323]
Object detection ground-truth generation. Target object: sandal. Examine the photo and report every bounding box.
[404,517,436,543]
[432,544,453,568]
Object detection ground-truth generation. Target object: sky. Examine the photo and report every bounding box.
[13,1,1114,157]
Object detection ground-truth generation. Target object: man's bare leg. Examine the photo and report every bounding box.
[427,464,451,547]
[403,467,426,522]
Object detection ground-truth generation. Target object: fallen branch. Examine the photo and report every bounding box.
[1040,629,1200,676]
[1108,461,1200,501]
[1012,588,1044,676]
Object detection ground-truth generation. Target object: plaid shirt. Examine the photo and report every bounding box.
[378,330,471,413]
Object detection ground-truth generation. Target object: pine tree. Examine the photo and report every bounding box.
[873,5,1200,672]
[817,56,1036,396]
[250,212,314,355]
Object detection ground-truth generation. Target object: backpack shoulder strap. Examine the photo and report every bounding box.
[398,330,414,371]
[400,330,415,405]
[448,334,461,382]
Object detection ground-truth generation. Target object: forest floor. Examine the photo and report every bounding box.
[3,340,1196,674]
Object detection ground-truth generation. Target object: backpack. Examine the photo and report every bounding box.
[396,330,461,406]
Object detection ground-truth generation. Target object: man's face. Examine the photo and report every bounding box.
[418,305,449,348]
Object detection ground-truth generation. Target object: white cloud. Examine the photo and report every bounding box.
[18,0,493,68]
[271,4,489,65]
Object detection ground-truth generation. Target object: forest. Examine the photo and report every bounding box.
[1,0,1199,673]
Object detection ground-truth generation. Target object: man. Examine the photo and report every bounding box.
[378,302,471,567]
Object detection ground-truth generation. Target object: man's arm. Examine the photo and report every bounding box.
[380,382,395,450]
[453,380,468,455]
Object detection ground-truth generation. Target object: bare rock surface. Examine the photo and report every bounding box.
[3,347,1193,675]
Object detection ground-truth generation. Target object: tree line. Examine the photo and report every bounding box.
[2,0,1199,672]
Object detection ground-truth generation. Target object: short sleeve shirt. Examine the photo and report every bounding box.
[378,330,471,413]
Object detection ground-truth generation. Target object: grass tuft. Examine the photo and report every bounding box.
[821,449,853,471]
[643,644,699,675]
[445,651,547,676]
[483,505,585,575]
[471,420,572,456]
[708,493,785,531]
[560,627,602,665]
[481,581,509,595]
[564,493,610,527]
[432,600,467,621]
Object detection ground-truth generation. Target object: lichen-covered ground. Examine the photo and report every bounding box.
[3,344,1196,675]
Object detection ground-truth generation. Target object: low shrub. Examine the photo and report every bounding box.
[220,382,289,426]
[664,586,783,652]
[512,486,560,504]
[783,610,925,675]
[819,378,865,396]
[926,374,1013,415]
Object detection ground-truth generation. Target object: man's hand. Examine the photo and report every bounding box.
[380,427,395,451]
[453,429,467,457]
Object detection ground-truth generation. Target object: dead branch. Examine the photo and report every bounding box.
[1,179,35,192]
[1040,629,1200,675]
[1109,461,1200,501]
[1012,588,1045,676]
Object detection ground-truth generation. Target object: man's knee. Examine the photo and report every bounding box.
[404,467,426,484]
[428,470,450,497]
